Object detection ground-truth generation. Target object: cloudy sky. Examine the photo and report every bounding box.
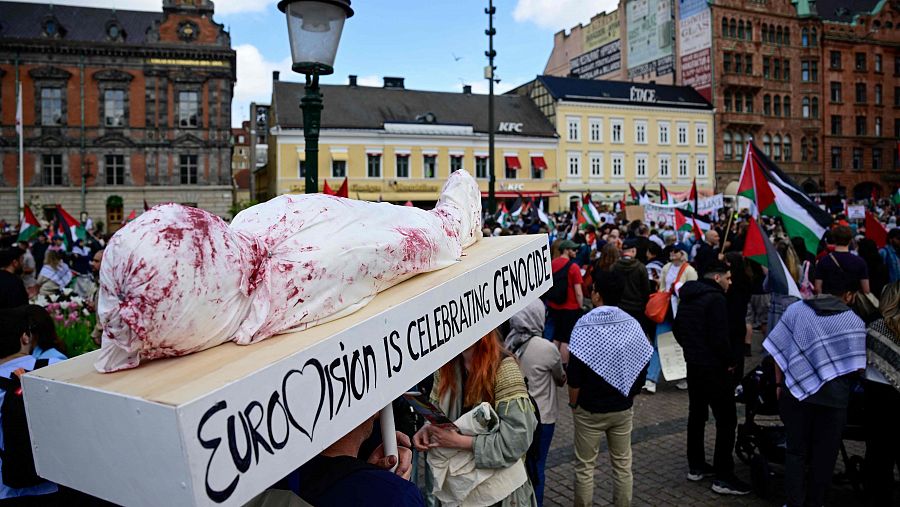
[16,0,617,126]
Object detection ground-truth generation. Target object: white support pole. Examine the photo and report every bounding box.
[379,404,398,473]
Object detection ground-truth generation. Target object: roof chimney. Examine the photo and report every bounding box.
[349,75,358,86]
[462,85,472,94]
[273,71,280,81]
[383,77,405,89]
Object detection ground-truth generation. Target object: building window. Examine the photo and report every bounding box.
[811,137,819,161]
[567,153,581,178]
[697,156,708,178]
[856,116,866,136]
[589,118,603,142]
[531,158,543,179]
[875,54,882,73]
[659,155,671,177]
[635,154,647,179]
[875,84,883,105]
[774,96,782,117]
[801,60,817,82]
[855,83,867,103]
[763,134,772,157]
[42,154,63,185]
[801,27,809,47]
[40,87,63,126]
[724,52,732,73]
[764,94,771,115]
[830,82,842,103]
[773,134,782,160]
[730,19,737,38]
[179,154,198,184]
[746,54,753,75]
[723,17,729,37]
[566,116,581,142]
[784,96,791,117]
[396,154,410,178]
[450,155,463,173]
[423,155,437,179]
[735,133,744,158]
[367,154,382,178]
[855,52,866,71]
[298,160,305,178]
[677,123,688,145]
[105,154,125,185]
[735,53,743,74]
[763,57,771,78]
[724,92,732,112]
[612,154,624,178]
[812,97,819,118]
[811,28,817,45]
[104,89,125,127]
[635,121,647,144]
[332,159,347,178]
[801,137,809,161]
[831,115,842,135]
[178,91,199,127]
[830,51,842,69]
[761,24,768,42]
[735,92,743,113]
[589,153,603,178]
[831,147,842,170]
[723,132,733,160]
[696,123,707,146]
[474,156,487,179]
[875,117,882,136]
[852,148,863,170]
[658,122,670,144]
[738,20,745,39]
[745,94,753,113]
[611,119,623,143]
[784,135,792,161]
[678,157,689,178]
[873,148,883,170]
[774,59,782,80]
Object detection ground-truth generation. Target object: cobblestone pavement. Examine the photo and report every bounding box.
[540,337,874,507]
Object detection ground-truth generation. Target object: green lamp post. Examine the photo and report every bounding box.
[278,0,354,194]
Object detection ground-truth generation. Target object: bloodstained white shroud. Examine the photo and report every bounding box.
[95,170,482,372]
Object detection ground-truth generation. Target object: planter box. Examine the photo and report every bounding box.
[24,235,552,507]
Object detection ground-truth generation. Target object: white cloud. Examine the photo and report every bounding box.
[10,0,273,14]
[466,80,516,95]
[233,44,292,126]
[513,0,618,31]
[356,75,381,87]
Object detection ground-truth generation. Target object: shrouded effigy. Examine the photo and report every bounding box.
[95,170,482,372]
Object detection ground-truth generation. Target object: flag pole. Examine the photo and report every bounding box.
[720,208,734,254]
[17,81,24,213]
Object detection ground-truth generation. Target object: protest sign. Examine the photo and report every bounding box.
[643,194,724,226]
[657,325,687,381]
[847,205,865,220]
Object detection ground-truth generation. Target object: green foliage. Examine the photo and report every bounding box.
[106,195,124,208]
[56,315,99,357]
[229,199,259,219]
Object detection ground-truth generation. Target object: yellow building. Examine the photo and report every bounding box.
[520,76,715,209]
[260,77,560,209]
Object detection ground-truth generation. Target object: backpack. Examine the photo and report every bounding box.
[0,358,49,489]
[543,259,575,305]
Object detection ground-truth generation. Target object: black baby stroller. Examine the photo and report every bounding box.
[734,356,866,498]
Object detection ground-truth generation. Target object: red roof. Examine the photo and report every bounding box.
[233,169,251,189]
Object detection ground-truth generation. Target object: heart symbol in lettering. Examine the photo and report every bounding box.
[281,359,326,443]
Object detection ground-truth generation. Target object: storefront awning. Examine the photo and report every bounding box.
[530,156,547,171]
[504,156,521,170]
[481,191,558,197]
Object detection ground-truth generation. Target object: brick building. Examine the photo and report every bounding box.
[0,0,235,233]
[232,121,251,204]
[819,0,900,200]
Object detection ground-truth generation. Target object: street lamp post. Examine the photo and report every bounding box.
[485,1,497,214]
[278,0,353,194]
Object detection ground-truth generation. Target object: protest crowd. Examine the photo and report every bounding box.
[0,157,899,506]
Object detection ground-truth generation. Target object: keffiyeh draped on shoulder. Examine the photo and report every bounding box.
[39,262,72,289]
[569,306,652,396]
[867,318,900,390]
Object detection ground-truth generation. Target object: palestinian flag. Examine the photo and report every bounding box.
[639,184,651,205]
[322,180,336,196]
[537,200,555,229]
[17,205,41,242]
[865,211,887,249]
[744,216,801,298]
[510,197,532,219]
[124,210,137,224]
[675,208,710,241]
[497,202,512,228]
[687,178,699,212]
[582,193,601,227]
[659,183,670,205]
[742,142,832,256]
[55,205,85,249]
[336,177,349,198]
[628,184,640,204]
[736,145,776,216]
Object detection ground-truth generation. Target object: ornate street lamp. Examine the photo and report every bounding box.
[278,0,354,194]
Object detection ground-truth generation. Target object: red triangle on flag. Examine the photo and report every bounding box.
[743,217,768,266]
[674,208,690,232]
[322,180,336,196]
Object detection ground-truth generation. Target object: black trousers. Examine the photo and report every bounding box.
[779,391,847,507]
[686,364,737,479]
[864,380,900,506]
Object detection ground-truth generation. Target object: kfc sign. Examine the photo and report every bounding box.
[498,122,523,133]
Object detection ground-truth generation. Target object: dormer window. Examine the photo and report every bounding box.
[42,16,64,38]
[177,21,199,42]
[106,21,124,41]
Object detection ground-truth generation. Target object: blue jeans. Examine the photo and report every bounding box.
[647,334,662,383]
[529,423,555,506]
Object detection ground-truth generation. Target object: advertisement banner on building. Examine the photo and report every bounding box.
[626,0,674,76]
[681,49,712,101]
[570,39,622,79]
[583,11,620,51]
[678,2,710,54]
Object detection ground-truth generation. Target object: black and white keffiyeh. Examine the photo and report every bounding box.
[569,306,652,396]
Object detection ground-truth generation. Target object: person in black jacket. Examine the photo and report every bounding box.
[673,260,751,496]
[613,238,653,340]
[0,247,28,310]
[691,230,720,277]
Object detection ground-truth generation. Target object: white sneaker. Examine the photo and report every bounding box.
[676,379,689,390]
[643,380,657,394]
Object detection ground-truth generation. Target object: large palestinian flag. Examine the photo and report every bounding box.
[659,183,670,205]
[738,142,832,256]
[18,205,41,242]
[55,205,86,249]
[582,193,601,227]
[744,216,801,298]
[674,208,710,241]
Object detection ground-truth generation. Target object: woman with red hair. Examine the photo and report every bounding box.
[413,331,537,506]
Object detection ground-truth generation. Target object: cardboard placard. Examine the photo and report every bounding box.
[24,235,552,507]
[625,205,645,222]
[656,323,687,381]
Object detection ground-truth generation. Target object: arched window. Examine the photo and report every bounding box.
[764,94,771,115]
[738,20,745,39]
[801,137,809,161]
[764,134,772,157]
[746,21,752,40]
[774,58,782,79]
[811,28,817,45]
[735,92,743,112]
[783,96,791,117]
[724,91,733,111]
[774,95,782,117]
[770,26,776,43]
[802,97,810,118]
[723,17,729,36]
[745,94,753,113]
[776,26,783,45]
[735,133,744,158]
[774,134,782,160]
[812,97,819,118]
[730,19,737,38]
[802,27,809,47]
[784,27,790,45]
[762,24,768,42]
[724,132,733,159]
[784,135,792,161]
[811,137,819,161]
